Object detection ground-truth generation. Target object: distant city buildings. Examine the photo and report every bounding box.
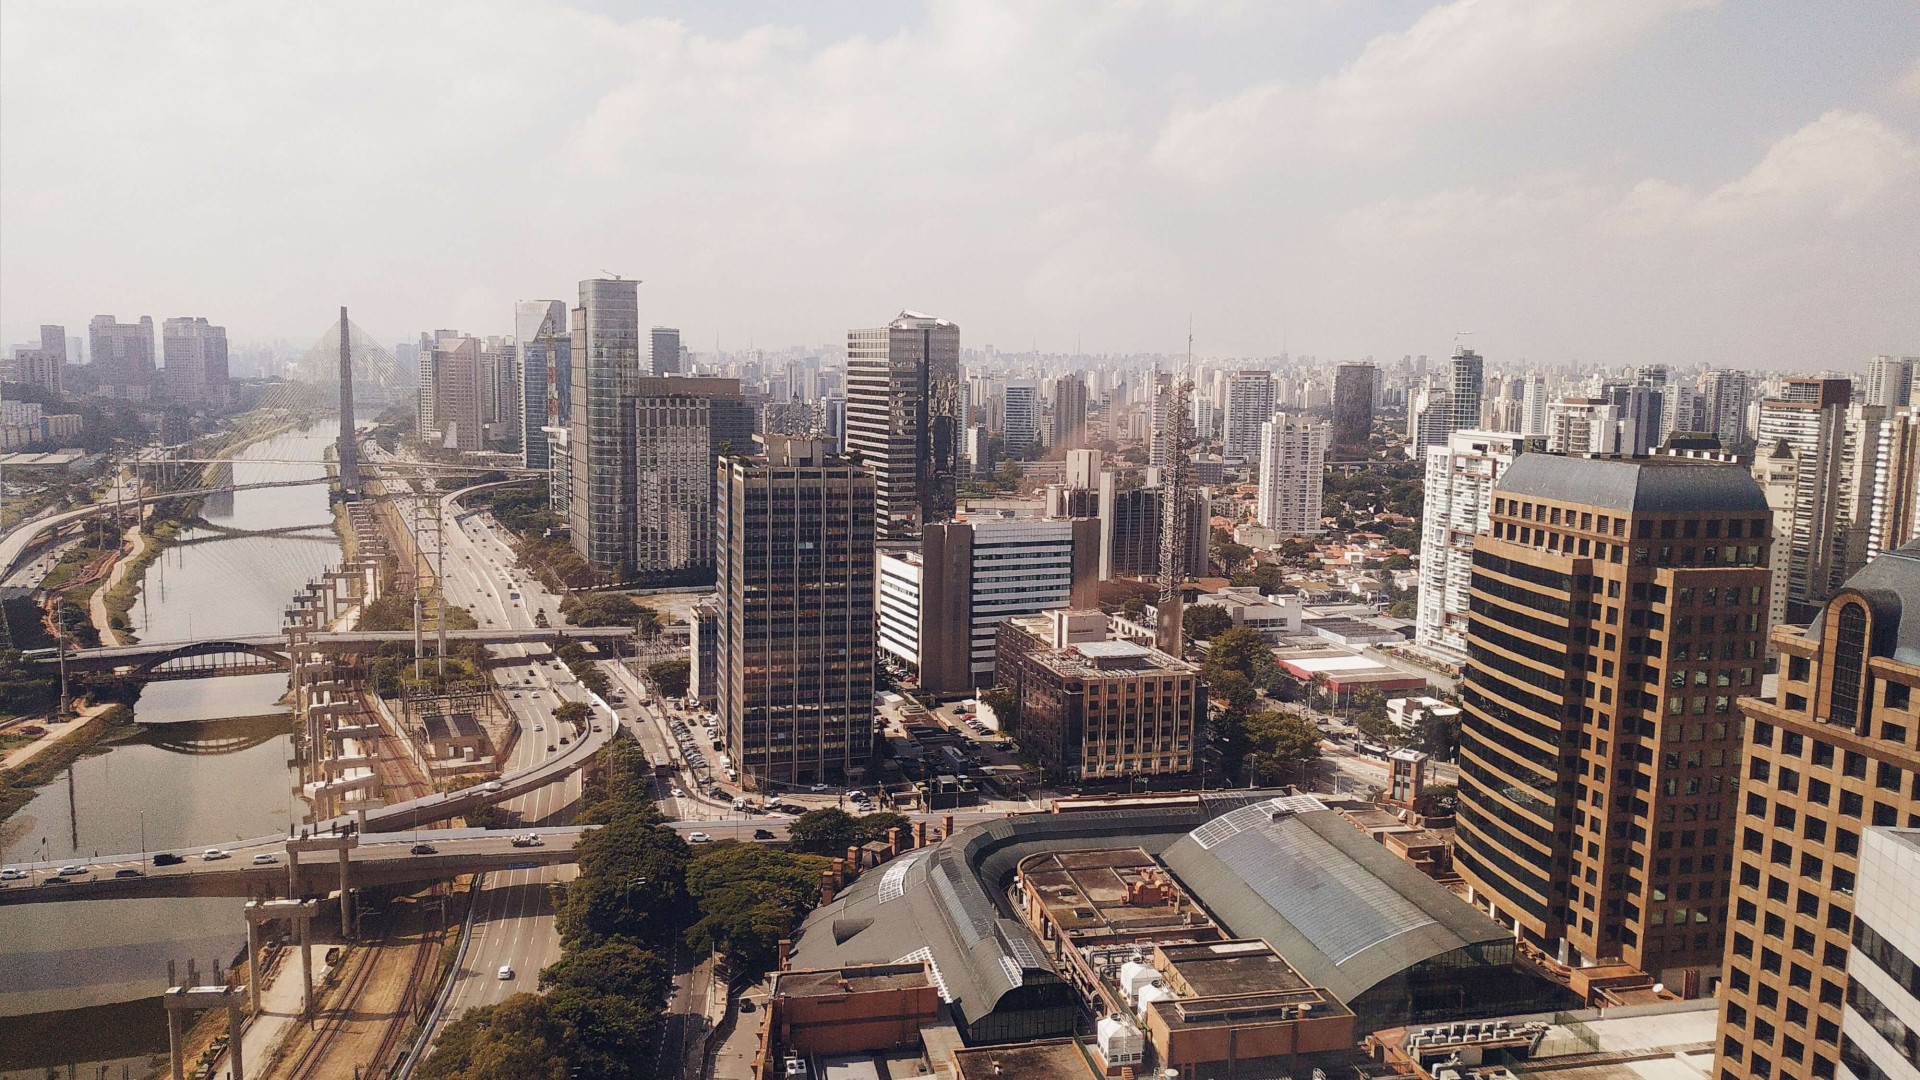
[650,326,681,376]
[1003,379,1040,454]
[158,317,229,407]
[515,299,570,472]
[89,315,155,400]
[1049,373,1088,451]
[718,436,876,789]
[1413,429,1540,660]
[5,325,66,394]
[1222,370,1276,461]
[1331,363,1375,460]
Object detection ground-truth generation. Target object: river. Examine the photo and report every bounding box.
[0,419,344,1067]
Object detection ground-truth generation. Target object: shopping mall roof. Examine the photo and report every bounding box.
[1159,795,1509,1005]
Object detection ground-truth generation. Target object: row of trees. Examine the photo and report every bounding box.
[1197,626,1323,786]
[422,737,834,1079]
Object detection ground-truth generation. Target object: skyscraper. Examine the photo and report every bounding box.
[1863,354,1916,409]
[650,326,681,376]
[570,278,642,571]
[633,376,745,578]
[1521,375,1549,437]
[1456,454,1772,977]
[1755,378,1852,620]
[1331,363,1376,461]
[1711,541,1920,1080]
[480,335,519,447]
[6,325,65,394]
[1050,373,1088,451]
[88,315,155,400]
[718,436,876,789]
[1254,413,1327,535]
[1414,429,1539,661]
[1222,370,1276,461]
[845,311,961,537]
[1004,380,1040,453]
[1450,348,1485,435]
[1702,369,1753,448]
[160,317,229,407]
[515,300,570,471]
[429,334,484,451]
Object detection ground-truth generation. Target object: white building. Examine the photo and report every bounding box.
[1222,370,1276,461]
[1520,374,1548,436]
[1545,397,1631,455]
[1385,696,1461,732]
[877,548,924,669]
[1254,412,1326,535]
[1003,380,1040,453]
[1414,429,1540,660]
[1844,827,1920,1080]
[1189,586,1303,641]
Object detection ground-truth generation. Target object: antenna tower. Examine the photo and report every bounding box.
[1156,322,1197,652]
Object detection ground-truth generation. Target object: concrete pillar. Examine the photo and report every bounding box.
[943,813,954,839]
[167,1009,185,1080]
[913,821,927,849]
[246,920,261,1013]
[338,846,352,936]
[227,1002,245,1080]
[300,916,313,1017]
[888,827,902,859]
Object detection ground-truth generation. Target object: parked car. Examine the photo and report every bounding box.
[153,853,185,866]
[410,843,438,855]
[115,868,145,878]
[203,849,229,861]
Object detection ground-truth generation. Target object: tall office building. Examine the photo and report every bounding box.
[1050,373,1088,451]
[1408,386,1456,457]
[1600,381,1664,457]
[159,317,229,407]
[1096,471,1206,581]
[1222,370,1277,461]
[1004,379,1040,453]
[1711,541,1920,1080]
[1755,378,1853,620]
[88,315,155,400]
[1863,354,1916,409]
[1865,409,1920,561]
[1254,413,1327,535]
[1456,454,1772,979]
[845,311,961,537]
[717,436,876,789]
[1331,363,1376,461]
[1520,375,1549,437]
[963,424,994,479]
[650,326,681,376]
[480,335,519,447]
[1414,430,1540,661]
[515,300,570,471]
[6,325,66,393]
[1450,348,1486,435]
[1546,398,1633,455]
[570,278,642,571]
[429,334,485,451]
[1702,369,1753,448]
[633,376,745,577]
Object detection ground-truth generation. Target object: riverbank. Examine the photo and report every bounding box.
[0,704,135,849]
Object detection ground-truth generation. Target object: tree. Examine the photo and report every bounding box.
[683,842,832,969]
[1182,604,1234,643]
[979,684,1018,732]
[1211,538,1253,575]
[559,593,654,629]
[1245,711,1323,783]
[1412,782,1458,817]
[1384,555,1413,571]
[1415,707,1461,759]
[1206,626,1271,680]
[416,994,570,1080]
[1206,669,1256,713]
[646,659,689,698]
[853,811,911,846]
[785,808,859,855]
[540,939,669,1000]
[554,701,591,728]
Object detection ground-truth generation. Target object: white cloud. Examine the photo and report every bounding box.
[1695,110,1920,222]
[1892,55,1920,109]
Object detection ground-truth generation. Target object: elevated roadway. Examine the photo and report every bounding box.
[32,626,634,672]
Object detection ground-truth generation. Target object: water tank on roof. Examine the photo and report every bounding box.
[1096,1015,1144,1066]
[1135,983,1171,1021]
[1118,961,1160,1004]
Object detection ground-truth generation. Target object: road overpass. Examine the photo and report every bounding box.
[32,626,635,676]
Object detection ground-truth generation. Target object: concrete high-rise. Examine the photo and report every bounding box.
[515,300,570,471]
[717,436,876,789]
[1004,380,1040,453]
[1450,348,1485,435]
[845,311,961,537]
[1414,430,1540,661]
[6,325,66,393]
[1331,363,1376,461]
[159,317,229,407]
[1254,413,1327,535]
[429,334,485,451]
[650,326,681,376]
[1864,354,1916,409]
[633,376,745,578]
[480,335,519,447]
[570,278,642,572]
[1711,541,1920,1080]
[89,315,155,400]
[1702,369,1753,448]
[1222,370,1276,461]
[1049,373,1088,451]
[1755,378,1852,620]
[1456,454,1772,979]
[1521,375,1549,437]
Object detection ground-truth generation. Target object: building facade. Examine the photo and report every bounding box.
[569,278,642,571]
[1332,363,1376,461]
[1756,378,1853,620]
[1097,473,1207,581]
[515,299,570,472]
[1712,541,1920,1080]
[6,325,65,394]
[845,311,961,538]
[1223,370,1277,462]
[718,436,877,789]
[634,376,744,577]
[1004,380,1040,453]
[1050,373,1088,451]
[1414,430,1541,661]
[88,315,155,400]
[1456,454,1772,981]
[650,326,681,376]
[1450,348,1485,435]
[1255,413,1327,535]
[159,317,229,407]
[998,631,1202,782]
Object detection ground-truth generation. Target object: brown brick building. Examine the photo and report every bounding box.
[1455,453,1773,982]
[1714,540,1920,1080]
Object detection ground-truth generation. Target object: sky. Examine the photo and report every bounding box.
[2,0,1917,369]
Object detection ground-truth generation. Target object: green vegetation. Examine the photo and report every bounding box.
[682,843,833,969]
[645,659,688,699]
[476,484,604,591]
[553,641,612,699]
[784,807,911,856]
[553,701,591,728]
[1181,603,1233,643]
[560,593,659,631]
[0,650,59,720]
[1412,782,1458,817]
[978,683,1017,732]
[0,705,136,830]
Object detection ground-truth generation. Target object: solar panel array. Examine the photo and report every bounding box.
[877,853,921,904]
[1218,814,1436,965]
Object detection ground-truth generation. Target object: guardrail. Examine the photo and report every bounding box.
[395,871,485,1079]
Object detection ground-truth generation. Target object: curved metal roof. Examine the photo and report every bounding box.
[1494,454,1769,514]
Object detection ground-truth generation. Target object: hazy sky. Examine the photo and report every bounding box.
[3,1,1916,368]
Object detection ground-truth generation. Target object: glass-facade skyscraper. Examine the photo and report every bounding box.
[569,279,641,572]
[515,300,569,472]
[845,310,961,537]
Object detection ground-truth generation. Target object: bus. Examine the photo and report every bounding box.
[650,753,674,777]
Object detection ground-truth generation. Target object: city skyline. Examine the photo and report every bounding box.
[2,2,1915,365]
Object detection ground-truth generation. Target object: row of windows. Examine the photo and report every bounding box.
[1472,573,1573,619]
[1470,642,1569,696]
[1471,620,1573,674]
[1469,592,1569,644]
[1459,728,1560,803]
[1462,682,1571,748]
[1471,548,1574,592]
[1453,821,1553,916]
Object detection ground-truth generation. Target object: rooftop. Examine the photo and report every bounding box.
[950,1039,1100,1080]
[1158,939,1311,997]
[775,963,932,999]
[1494,454,1769,514]
[1020,848,1212,941]
[1806,536,1920,665]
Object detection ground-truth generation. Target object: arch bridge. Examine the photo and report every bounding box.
[134,640,291,681]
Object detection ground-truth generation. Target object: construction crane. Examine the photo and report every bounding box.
[1156,325,1197,653]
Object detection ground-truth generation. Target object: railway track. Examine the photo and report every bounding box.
[280,892,445,1080]
[282,938,381,1080]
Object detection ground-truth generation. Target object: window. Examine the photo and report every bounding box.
[1830,602,1869,729]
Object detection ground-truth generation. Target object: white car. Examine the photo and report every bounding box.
[202,849,229,861]
[251,853,278,865]
[58,864,85,876]
[481,781,504,793]
[688,832,713,843]
[498,965,515,980]
[0,868,25,881]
